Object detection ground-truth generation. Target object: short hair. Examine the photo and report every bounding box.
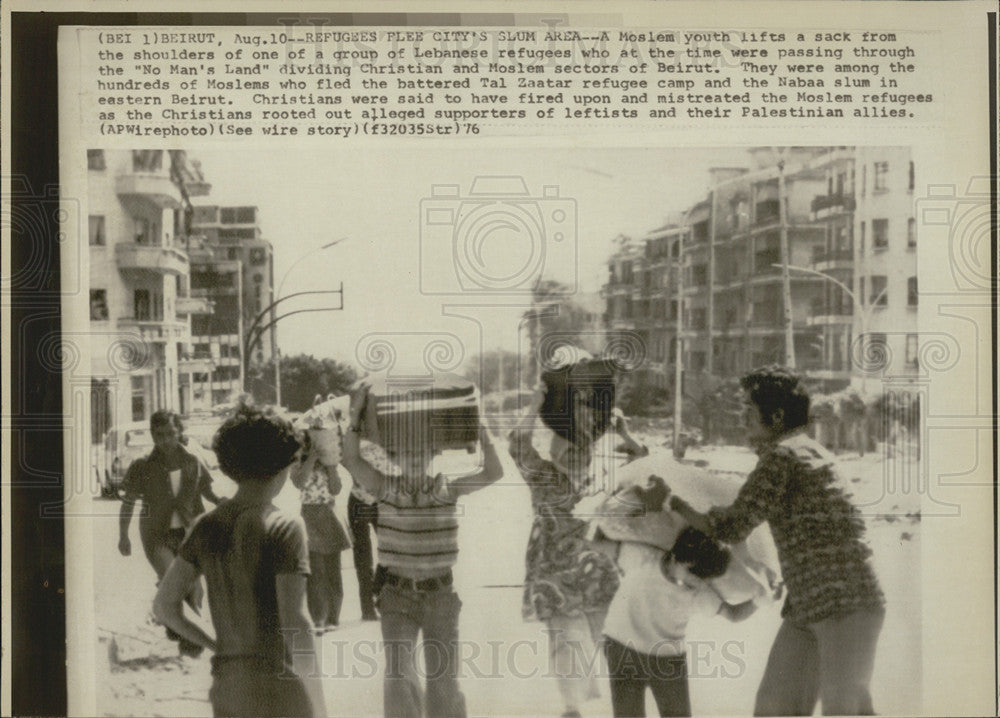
[150,410,183,433]
[740,365,810,432]
[212,405,302,483]
[672,527,731,579]
[539,358,616,444]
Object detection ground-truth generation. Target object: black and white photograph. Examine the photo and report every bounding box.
[3,5,997,718]
[81,146,922,717]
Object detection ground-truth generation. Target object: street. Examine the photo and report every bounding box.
[92,435,922,717]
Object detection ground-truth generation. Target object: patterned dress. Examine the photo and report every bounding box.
[508,429,620,622]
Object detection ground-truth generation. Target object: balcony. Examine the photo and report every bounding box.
[179,352,215,374]
[807,298,853,326]
[812,247,855,271]
[117,317,188,344]
[115,172,183,209]
[811,194,856,219]
[115,242,189,276]
[176,296,214,315]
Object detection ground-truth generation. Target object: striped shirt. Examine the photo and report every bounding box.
[376,474,459,580]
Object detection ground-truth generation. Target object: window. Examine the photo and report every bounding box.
[859,276,866,306]
[227,248,238,260]
[87,150,105,170]
[872,219,889,250]
[908,161,915,191]
[692,264,708,286]
[90,290,108,321]
[132,150,163,172]
[907,218,916,248]
[134,289,151,320]
[131,376,146,422]
[691,308,707,330]
[134,217,151,244]
[860,165,866,196]
[221,207,256,224]
[906,334,919,368]
[870,276,888,306]
[859,221,866,254]
[908,277,918,306]
[873,161,889,191]
[88,215,105,246]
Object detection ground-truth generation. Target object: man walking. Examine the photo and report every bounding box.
[118,410,225,656]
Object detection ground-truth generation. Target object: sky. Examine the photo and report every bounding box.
[192,147,749,373]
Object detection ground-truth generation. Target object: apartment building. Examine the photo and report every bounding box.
[604,147,917,394]
[88,149,211,440]
[189,204,277,405]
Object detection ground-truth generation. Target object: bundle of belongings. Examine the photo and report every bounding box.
[362,372,481,454]
[586,449,782,605]
[299,394,348,466]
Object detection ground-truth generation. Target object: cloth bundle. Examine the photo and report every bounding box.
[300,395,348,466]
[588,448,782,605]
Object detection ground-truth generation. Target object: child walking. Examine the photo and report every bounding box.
[154,405,326,718]
[603,527,756,718]
[340,379,503,718]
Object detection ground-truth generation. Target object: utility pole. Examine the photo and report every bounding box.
[776,156,796,368]
[673,228,685,456]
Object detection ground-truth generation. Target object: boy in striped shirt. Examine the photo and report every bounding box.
[341,381,503,718]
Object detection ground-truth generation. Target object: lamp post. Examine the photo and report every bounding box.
[772,263,887,391]
[243,286,345,400]
[271,238,347,407]
[672,228,686,457]
[776,154,796,369]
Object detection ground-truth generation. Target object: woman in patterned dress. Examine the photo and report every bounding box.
[508,358,646,718]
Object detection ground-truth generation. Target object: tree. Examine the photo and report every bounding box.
[248,354,358,412]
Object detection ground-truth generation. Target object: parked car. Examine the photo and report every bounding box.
[96,420,154,499]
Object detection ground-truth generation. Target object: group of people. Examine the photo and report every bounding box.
[117,362,885,718]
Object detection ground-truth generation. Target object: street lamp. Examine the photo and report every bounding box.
[772,263,888,390]
[247,238,348,406]
[272,237,348,407]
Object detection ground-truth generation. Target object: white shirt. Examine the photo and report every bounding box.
[603,542,722,657]
[168,469,183,529]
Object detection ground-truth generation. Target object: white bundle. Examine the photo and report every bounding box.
[588,448,782,605]
[300,394,349,466]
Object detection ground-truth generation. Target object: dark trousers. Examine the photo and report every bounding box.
[210,656,314,718]
[348,493,378,615]
[307,550,343,628]
[753,609,884,716]
[604,638,691,718]
[378,581,466,718]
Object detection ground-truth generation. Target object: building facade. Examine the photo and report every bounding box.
[604,147,918,395]
[88,149,211,441]
[189,204,277,405]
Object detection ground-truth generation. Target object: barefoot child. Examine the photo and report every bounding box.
[603,527,757,718]
[154,405,326,718]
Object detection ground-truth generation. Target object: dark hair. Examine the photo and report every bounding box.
[538,358,616,444]
[740,365,810,433]
[672,527,731,579]
[150,410,183,433]
[212,405,302,483]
